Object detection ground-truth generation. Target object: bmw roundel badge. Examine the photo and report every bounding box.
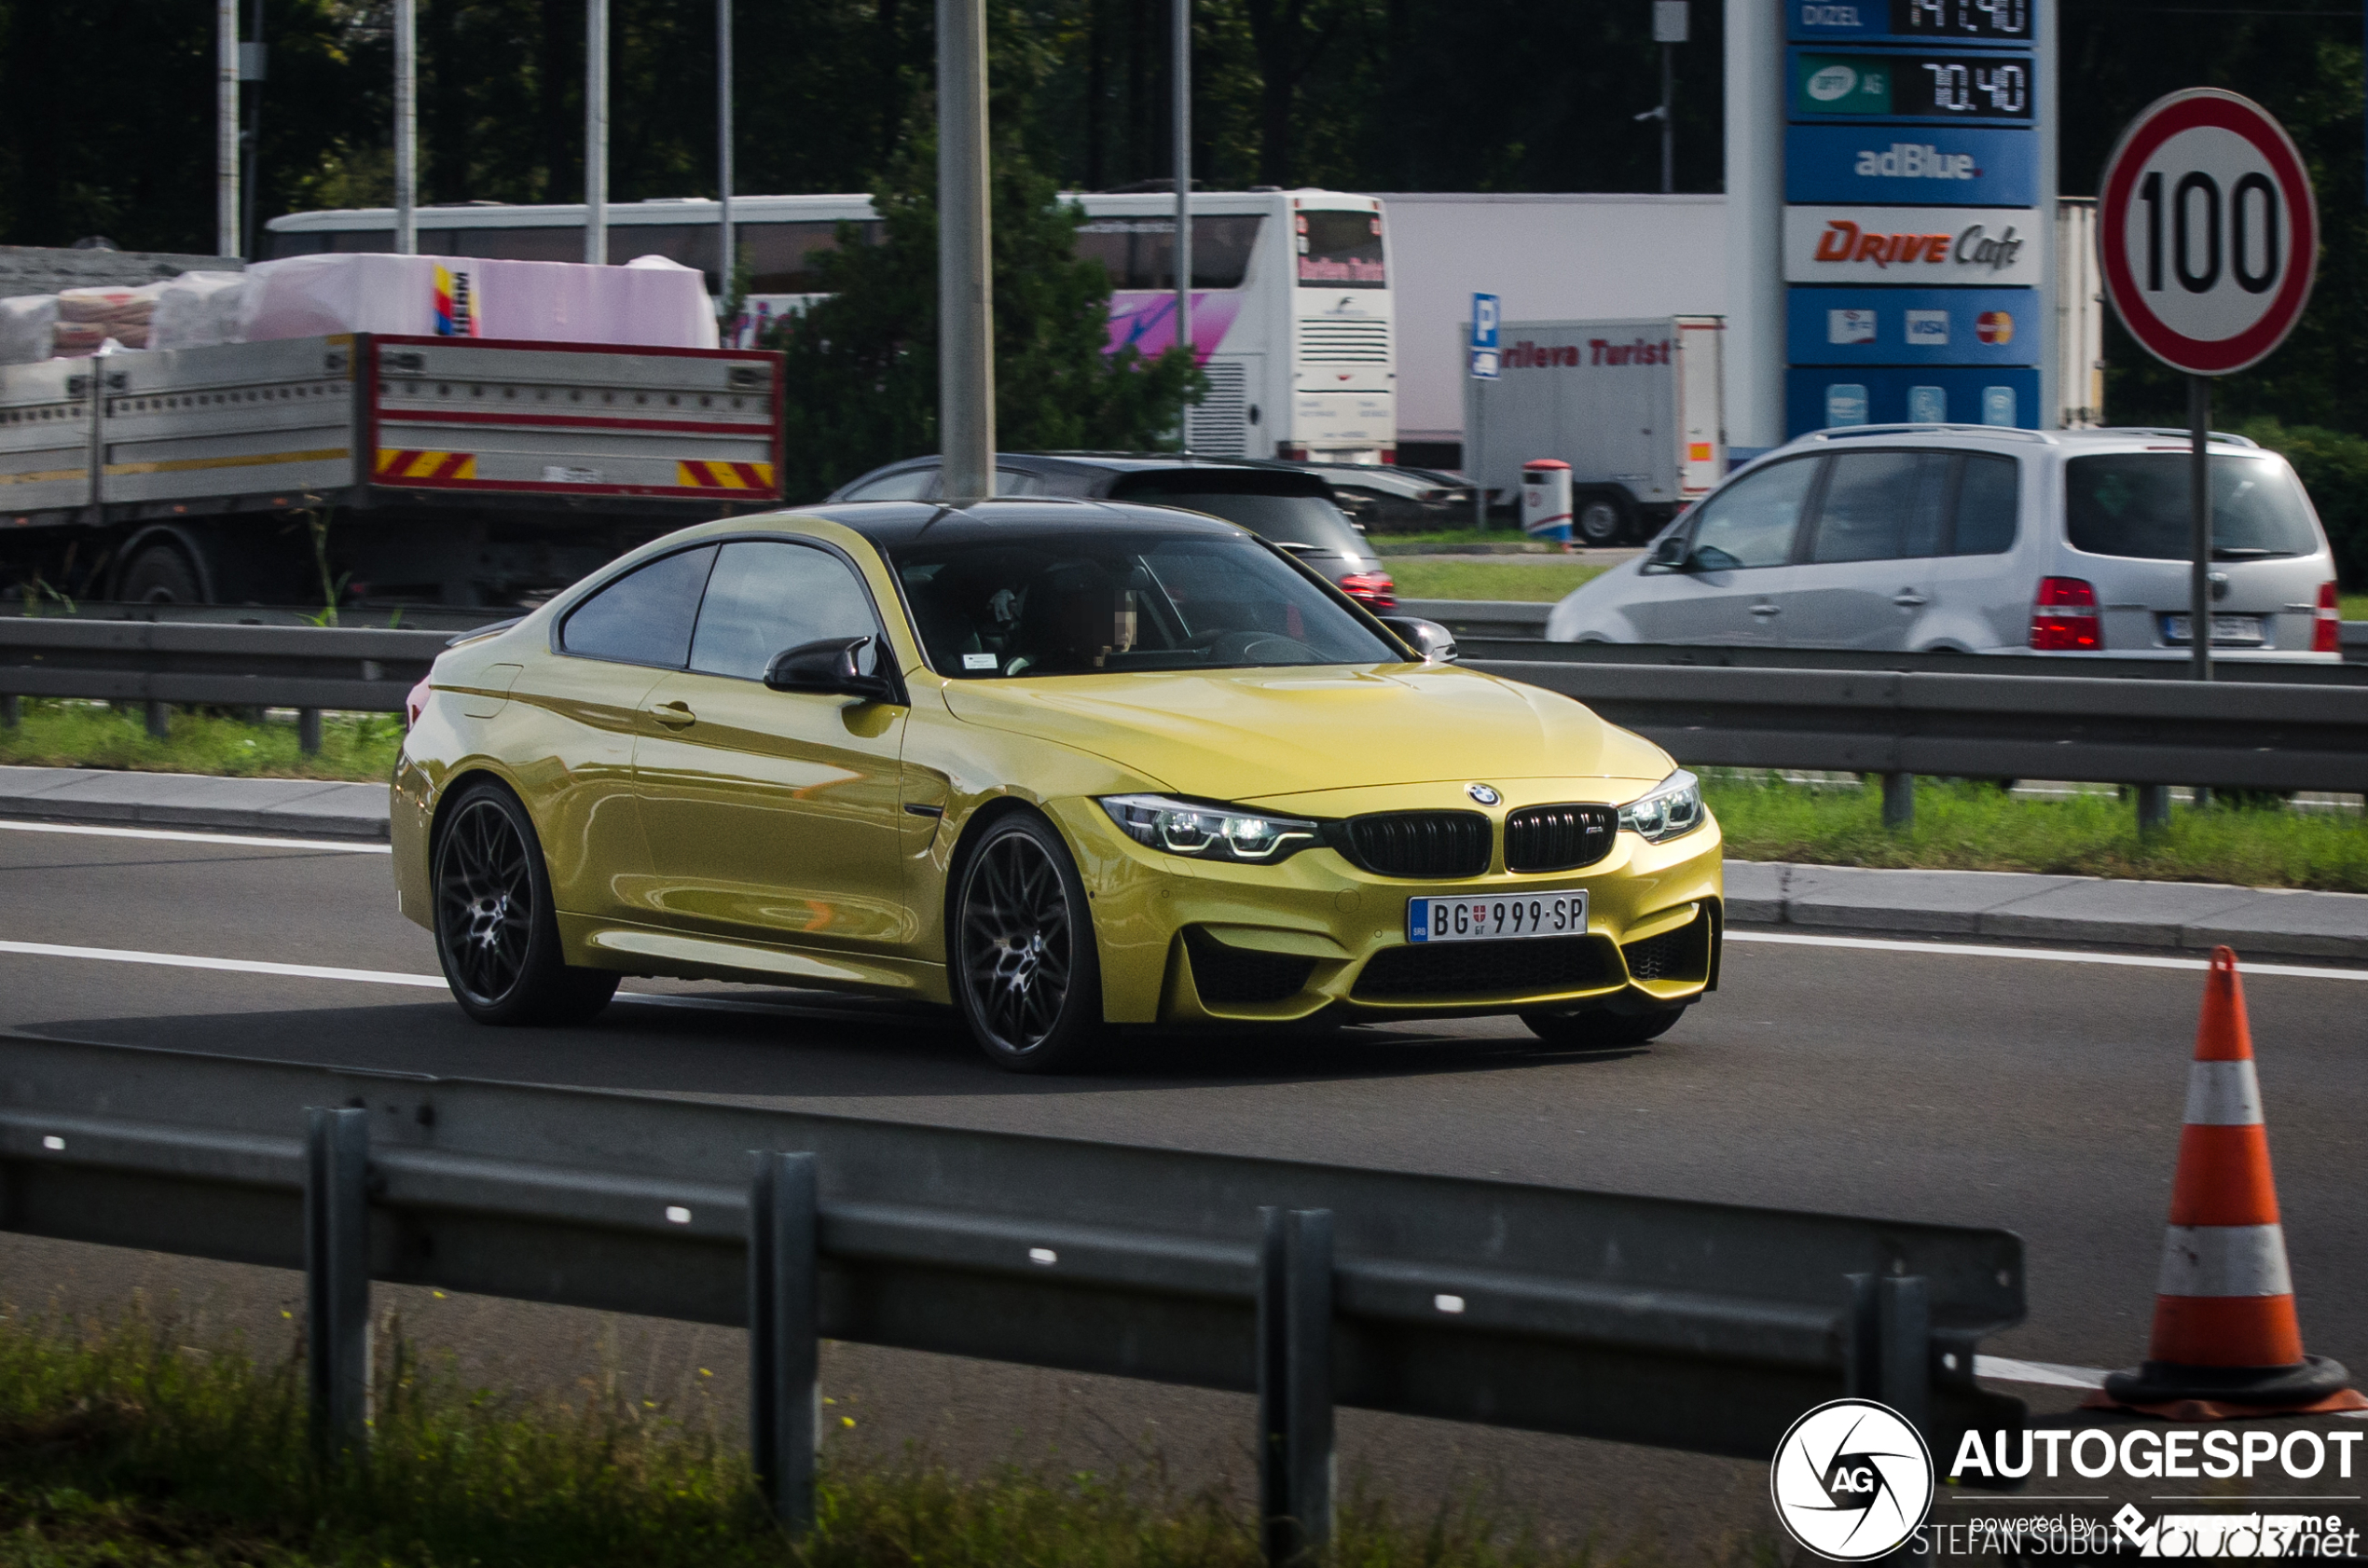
[1466,783,1502,805]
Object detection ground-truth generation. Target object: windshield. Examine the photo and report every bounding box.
[891,531,1399,679]
[2064,453,2321,560]
[1108,475,1370,557]
[1297,210,1385,288]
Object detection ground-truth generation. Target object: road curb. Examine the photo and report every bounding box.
[0,764,389,841]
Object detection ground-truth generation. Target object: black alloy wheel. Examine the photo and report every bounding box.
[1520,1002,1687,1049]
[432,784,618,1025]
[952,813,1108,1072]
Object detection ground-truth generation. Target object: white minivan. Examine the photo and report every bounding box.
[1544,425,2344,662]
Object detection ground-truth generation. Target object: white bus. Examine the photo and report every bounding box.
[265,187,1397,464]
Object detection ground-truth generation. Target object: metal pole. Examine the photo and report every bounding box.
[1721,0,1783,454]
[749,1152,819,1531]
[217,0,240,256]
[305,1107,373,1465]
[718,0,736,328]
[241,0,265,259]
[1258,1206,1334,1566]
[1174,0,1192,447]
[937,0,995,504]
[1659,43,1674,194]
[2189,375,2212,684]
[585,0,609,266]
[393,0,417,254]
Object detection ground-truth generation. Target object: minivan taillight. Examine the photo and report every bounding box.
[1339,571,1397,610]
[405,675,433,728]
[2314,581,2342,654]
[2031,577,2100,651]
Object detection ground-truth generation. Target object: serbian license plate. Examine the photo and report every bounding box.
[2162,613,2265,646]
[1409,892,1588,943]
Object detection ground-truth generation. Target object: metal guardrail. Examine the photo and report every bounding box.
[1475,658,2368,797]
[0,1033,2028,1552]
[1402,600,2368,679]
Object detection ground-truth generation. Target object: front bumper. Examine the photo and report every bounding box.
[1048,791,1724,1025]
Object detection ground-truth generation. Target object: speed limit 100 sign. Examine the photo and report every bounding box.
[2100,89,2319,376]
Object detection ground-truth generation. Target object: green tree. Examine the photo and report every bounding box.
[771,137,1203,500]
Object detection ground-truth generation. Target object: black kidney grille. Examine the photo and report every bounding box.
[1503,804,1618,873]
[1343,812,1491,879]
[1185,928,1317,1006]
[1354,936,1612,999]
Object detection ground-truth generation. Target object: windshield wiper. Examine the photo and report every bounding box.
[2210,546,2292,559]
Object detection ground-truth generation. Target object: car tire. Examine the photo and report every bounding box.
[951,811,1108,1073]
[1519,1002,1687,1049]
[432,781,619,1026]
[1575,493,1631,546]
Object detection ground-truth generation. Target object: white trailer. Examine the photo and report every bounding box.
[1464,316,1725,544]
[0,333,781,607]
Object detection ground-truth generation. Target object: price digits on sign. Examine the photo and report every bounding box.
[1898,0,2029,34]
[1911,54,2028,115]
[2137,169,2282,296]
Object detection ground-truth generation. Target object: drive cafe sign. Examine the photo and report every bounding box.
[1783,204,2044,285]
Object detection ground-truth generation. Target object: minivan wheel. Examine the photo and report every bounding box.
[952,813,1109,1073]
[433,783,618,1025]
[1520,1003,1687,1049]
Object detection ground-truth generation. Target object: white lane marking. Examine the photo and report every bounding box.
[1728,929,2368,983]
[1974,1355,2109,1390]
[0,819,391,855]
[0,939,847,1019]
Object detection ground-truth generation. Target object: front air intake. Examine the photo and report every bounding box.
[1341,812,1491,879]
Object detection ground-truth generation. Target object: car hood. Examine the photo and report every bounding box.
[939,663,1671,802]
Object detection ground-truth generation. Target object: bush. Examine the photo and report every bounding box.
[2233,416,2368,588]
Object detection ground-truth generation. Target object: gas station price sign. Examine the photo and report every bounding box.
[1793,0,2030,46]
[1791,49,2031,119]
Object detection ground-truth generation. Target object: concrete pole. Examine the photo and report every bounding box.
[1720,0,1784,456]
[2033,0,2059,429]
[719,0,736,325]
[585,0,609,266]
[937,0,995,504]
[217,0,241,256]
[393,0,417,254]
[1174,0,1192,429]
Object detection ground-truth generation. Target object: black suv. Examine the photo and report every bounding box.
[825,453,1396,609]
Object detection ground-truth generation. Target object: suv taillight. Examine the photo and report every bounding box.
[1276,443,1309,461]
[2030,577,2100,651]
[2314,580,2341,654]
[1339,571,1397,610]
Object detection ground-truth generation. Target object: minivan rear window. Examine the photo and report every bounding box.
[2064,454,2320,560]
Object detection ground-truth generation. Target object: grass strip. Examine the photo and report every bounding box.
[1389,562,1606,603]
[0,701,401,784]
[0,1305,1719,1568]
[1706,774,2368,893]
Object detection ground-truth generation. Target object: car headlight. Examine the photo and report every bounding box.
[1618,770,1706,843]
[1098,794,1322,863]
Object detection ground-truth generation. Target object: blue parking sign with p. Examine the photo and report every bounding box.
[1469,293,1501,378]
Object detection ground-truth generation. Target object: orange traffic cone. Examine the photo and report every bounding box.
[2097,947,2364,1417]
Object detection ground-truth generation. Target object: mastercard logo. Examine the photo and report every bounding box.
[1976,310,2015,346]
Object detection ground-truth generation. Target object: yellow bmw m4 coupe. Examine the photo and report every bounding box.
[392,500,1723,1072]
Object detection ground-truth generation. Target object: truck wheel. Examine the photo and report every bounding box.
[119,543,202,604]
[1575,493,1631,546]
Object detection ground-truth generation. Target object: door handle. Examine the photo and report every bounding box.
[1748,601,1782,617]
[651,700,696,729]
[1892,592,1929,608]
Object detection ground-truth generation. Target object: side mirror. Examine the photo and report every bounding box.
[764,634,900,703]
[1378,615,1459,664]
[1644,534,1693,573]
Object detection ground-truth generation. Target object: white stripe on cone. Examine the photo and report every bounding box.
[2155,1223,2295,1299]
[2182,1059,2265,1126]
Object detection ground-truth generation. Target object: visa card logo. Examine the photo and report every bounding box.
[1905,309,1949,346]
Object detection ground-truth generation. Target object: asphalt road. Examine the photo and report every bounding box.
[3,818,2363,1547]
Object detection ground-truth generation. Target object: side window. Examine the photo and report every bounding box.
[994,469,1043,497]
[559,545,717,667]
[1951,454,2020,556]
[1687,458,1818,570]
[843,465,938,502]
[1808,451,1950,564]
[688,540,880,681]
